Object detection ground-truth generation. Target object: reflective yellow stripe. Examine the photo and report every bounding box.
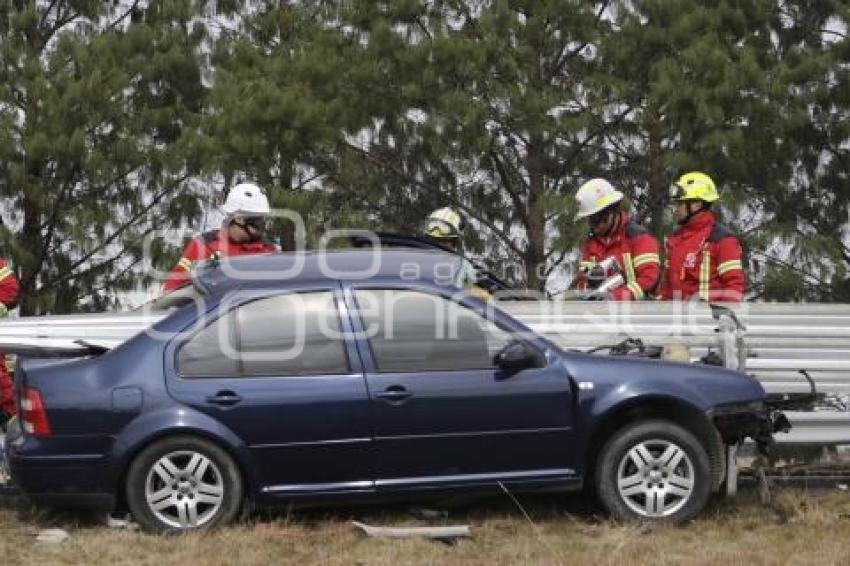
[594,194,617,210]
[699,251,711,300]
[0,267,12,282]
[432,208,460,227]
[176,258,193,271]
[623,253,637,284]
[632,253,660,268]
[627,281,644,300]
[717,259,743,275]
[580,261,596,269]
[622,253,645,300]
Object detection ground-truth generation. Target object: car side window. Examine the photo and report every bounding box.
[177,310,238,377]
[178,291,350,377]
[353,289,513,373]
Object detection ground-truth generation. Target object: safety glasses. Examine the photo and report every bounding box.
[232,216,267,232]
[424,219,458,239]
[669,183,685,201]
[245,217,267,230]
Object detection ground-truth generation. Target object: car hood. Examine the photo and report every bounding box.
[559,351,765,411]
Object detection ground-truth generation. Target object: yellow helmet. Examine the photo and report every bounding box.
[669,171,719,203]
[424,207,466,239]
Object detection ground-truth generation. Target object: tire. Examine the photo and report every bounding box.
[125,435,244,533]
[595,419,711,522]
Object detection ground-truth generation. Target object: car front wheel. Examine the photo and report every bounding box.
[595,419,711,522]
[125,435,244,533]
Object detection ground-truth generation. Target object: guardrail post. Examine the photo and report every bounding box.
[718,315,737,370]
[717,311,747,372]
[725,443,738,498]
[717,310,746,499]
[735,325,747,372]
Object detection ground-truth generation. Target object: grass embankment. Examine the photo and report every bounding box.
[2,487,849,565]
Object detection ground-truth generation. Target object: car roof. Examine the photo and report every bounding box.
[194,248,464,292]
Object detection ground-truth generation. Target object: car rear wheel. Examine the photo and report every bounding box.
[595,419,711,522]
[126,435,243,533]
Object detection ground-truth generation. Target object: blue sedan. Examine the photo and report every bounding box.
[8,249,779,531]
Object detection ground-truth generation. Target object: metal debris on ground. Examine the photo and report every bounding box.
[351,520,471,541]
[35,528,69,545]
[105,514,138,530]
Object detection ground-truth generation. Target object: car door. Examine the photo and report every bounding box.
[165,288,373,495]
[347,287,577,491]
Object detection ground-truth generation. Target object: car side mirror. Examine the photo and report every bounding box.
[493,339,544,376]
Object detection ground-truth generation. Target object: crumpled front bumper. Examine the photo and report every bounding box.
[710,401,791,454]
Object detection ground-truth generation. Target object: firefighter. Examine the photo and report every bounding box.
[423,207,467,254]
[423,207,490,299]
[574,178,660,300]
[0,251,19,420]
[163,183,278,293]
[659,171,745,302]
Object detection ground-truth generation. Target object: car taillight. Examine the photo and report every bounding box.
[20,388,51,437]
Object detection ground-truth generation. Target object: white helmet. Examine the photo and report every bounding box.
[424,207,466,239]
[574,178,624,219]
[221,182,271,217]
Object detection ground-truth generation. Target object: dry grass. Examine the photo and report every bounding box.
[3,487,850,566]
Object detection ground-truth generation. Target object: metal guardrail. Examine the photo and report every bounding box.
[501,301,850,446]
[2,300,850,446]
[0,312,168,352]
[782,412,850,445]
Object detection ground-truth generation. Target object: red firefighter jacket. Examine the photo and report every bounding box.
[659,210,745,302]
[163,230,277,293]
[577,213,661,301]
[0,258,19,418]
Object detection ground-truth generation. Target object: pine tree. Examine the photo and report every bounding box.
[201,1,383,248]
[323,1,618,291]
[0,0,208,313]
[604,1,849,301]
[753,1,850,301]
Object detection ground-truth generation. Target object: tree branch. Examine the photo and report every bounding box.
[106,0,141,31]
[750,249,829,286]
[340,140,525,258]
[555,104,635,179]
[544,248,570,275]
[67,256,143,303]
[487,148,530,229]
[39,174,189,288]
[25,164,79,290]
[37,0,60,30]
[546,0,611,81]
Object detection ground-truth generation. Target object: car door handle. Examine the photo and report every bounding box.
[205,390,243,406]
[374,386,412,403]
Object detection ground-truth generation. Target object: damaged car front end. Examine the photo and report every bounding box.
[711,400,792,456]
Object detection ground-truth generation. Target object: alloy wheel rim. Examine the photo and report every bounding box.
[616,439,695,518]
[144,450,224,529]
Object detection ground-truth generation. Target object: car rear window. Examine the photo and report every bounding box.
[178,291,350,377]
